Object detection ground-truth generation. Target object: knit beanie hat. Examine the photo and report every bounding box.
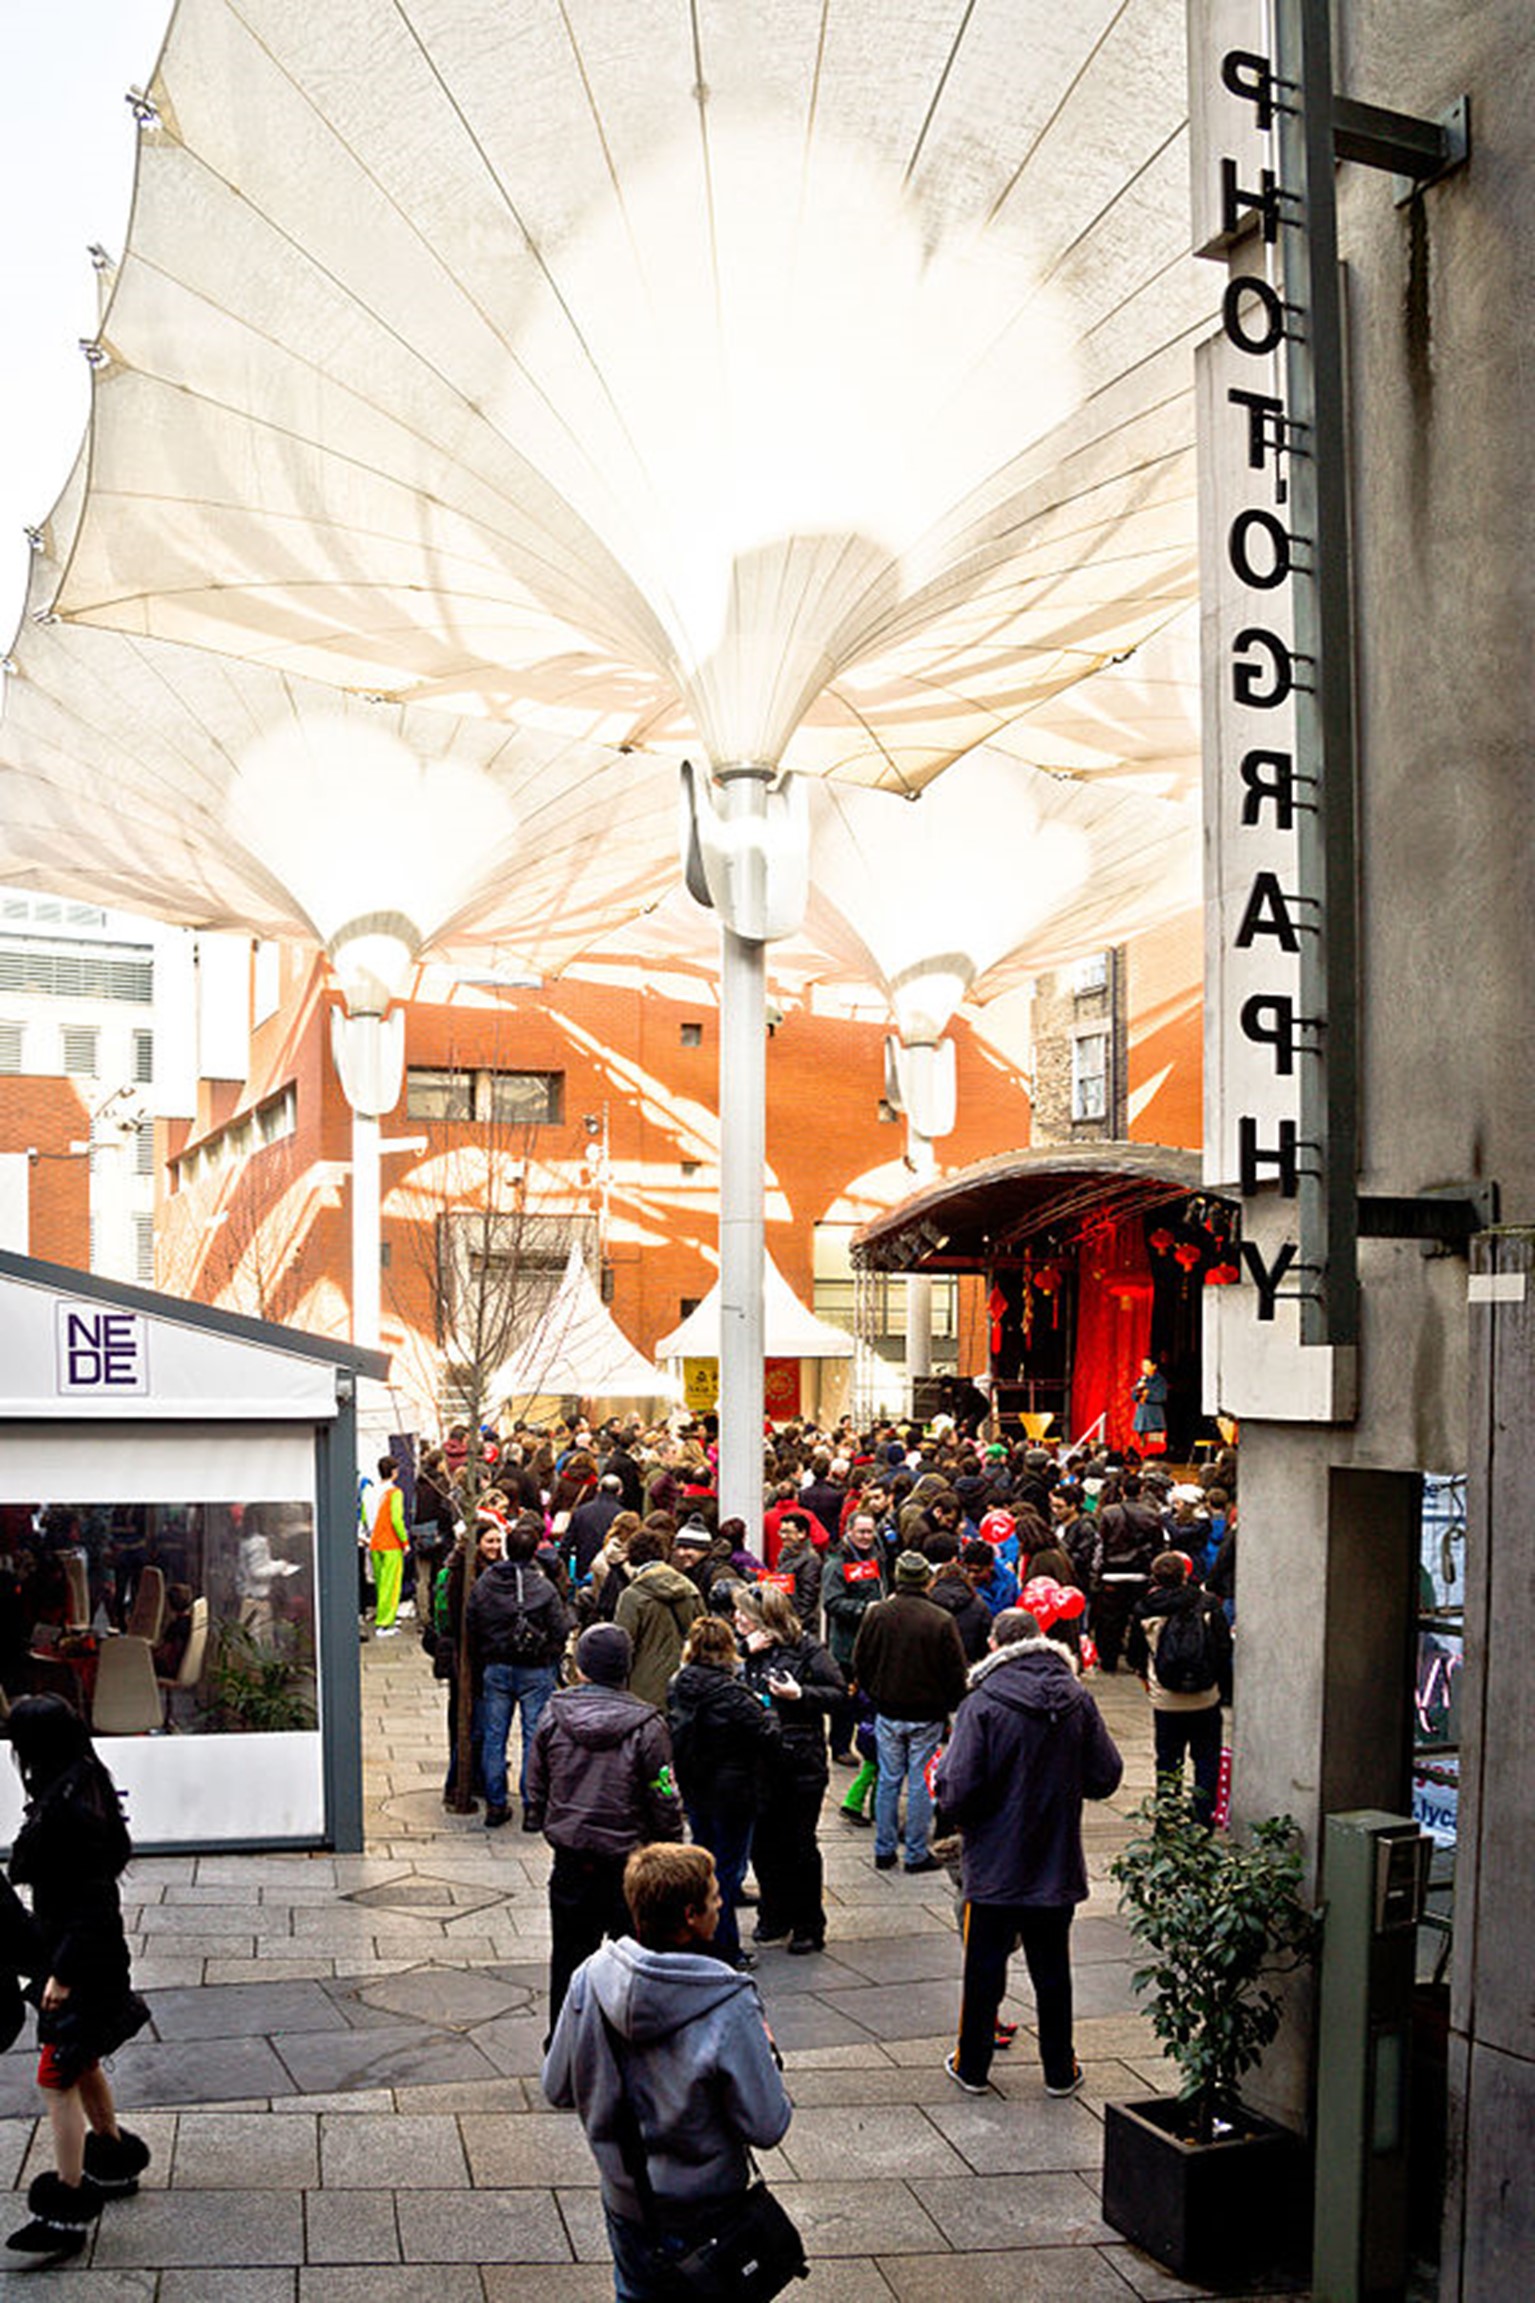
[894,1550,934,1591]
[576,1624,632,1687]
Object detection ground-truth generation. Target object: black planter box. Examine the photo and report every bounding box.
[1101,2096,1308,2287]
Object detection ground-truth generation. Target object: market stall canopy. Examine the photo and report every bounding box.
[656,1256,855,1361]
[49,0,1210,789]
[486,1243,674,1409]
[853,1144,1209,1272]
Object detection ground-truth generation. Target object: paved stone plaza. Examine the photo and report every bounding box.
[0,1632,1306,2299]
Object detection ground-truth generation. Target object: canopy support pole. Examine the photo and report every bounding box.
[717,773,769,1545]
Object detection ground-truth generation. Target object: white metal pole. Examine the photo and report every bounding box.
[352,1106,382,1350]
[716,771,769,1546]
[904,1125,937,1406]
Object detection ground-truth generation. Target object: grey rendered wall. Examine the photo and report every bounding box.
[1203,9,1535,2261]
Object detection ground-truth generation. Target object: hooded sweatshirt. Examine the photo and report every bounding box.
[523,1683,684,1855]
[934,1638,1122,1906]
[542,1934,792,2220]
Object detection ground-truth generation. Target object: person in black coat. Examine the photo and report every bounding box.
[922,1534,993,1662]
[5,1697,151,2258]
[934,1611,1122,2097]
[666,1615,781,1967]
[734,1583,845,1955]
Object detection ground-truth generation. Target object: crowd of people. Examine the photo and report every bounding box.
[367,1412,1239,2026]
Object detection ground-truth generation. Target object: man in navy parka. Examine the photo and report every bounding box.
[935,1609,1123,2097]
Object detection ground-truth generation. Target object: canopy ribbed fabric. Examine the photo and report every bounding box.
[0,458,680,975]
[51,0,1209,789]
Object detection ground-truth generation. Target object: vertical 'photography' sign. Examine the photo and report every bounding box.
[1194,0,1358,1420]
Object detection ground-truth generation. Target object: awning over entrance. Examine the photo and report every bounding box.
[851,1144,1208,1273]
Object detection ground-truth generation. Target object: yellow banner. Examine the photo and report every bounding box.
[683,1358,720,1412]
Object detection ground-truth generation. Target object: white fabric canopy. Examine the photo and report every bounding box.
[50,0,1209,789]
[656,1255,855,1362]
[0,456,680,977]
[487,1244,672,1407]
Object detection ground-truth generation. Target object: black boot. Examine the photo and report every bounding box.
[84,2126,152,2196]
[6,2169,103,2258]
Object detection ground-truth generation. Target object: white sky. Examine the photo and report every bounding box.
[0,1,172,645]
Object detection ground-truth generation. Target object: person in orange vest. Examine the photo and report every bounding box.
[369,1456,408,1636]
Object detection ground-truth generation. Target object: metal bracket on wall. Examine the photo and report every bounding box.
[1330,92,1471,204]
[1357,1181,1498,1256]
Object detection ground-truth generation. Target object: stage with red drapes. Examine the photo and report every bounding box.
[1069,1215,1154,1451]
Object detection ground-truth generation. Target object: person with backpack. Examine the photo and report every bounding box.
[1090,1472,1162,1672]
[525,1624,685,2042]
[467,1515,571,1828]
[1125,1551,1234,1826]
[665,1615,781,1969]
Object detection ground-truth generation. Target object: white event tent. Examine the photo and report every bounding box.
[487,1243,675,1415]
[656,1256,856,1364]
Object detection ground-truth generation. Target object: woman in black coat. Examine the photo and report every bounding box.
[733,1583,845,1955]
[6,1697,151,2258]
[666,1614,781,1967]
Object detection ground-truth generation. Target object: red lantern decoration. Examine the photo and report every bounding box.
[987,1283,1008,1355]
[1174,1241,1202,1272]
[1149,1227,1176,1257]
[1206,1261,1241,1286]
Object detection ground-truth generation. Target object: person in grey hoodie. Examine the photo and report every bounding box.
[524,1624,684,2044]
[934,1608,1122,2099]
[543,1842,793,2302]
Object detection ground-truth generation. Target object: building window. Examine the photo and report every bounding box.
[132,1028,154,1084]
[680,1022,704,1047]
[0,1021,21,1073]
[135,1119,155,1177]
[0,950,151,1002]
[1071,1029,1110,1123]
[680,1296,702,1319]
[1072,951,1109,996]
[680,1160,700,1180]
[134,1215,155,1285]
[406,1067,474,1122]
[487,1069,563,1126]
[62,1026,99,1077]
[407,1066,564,1125]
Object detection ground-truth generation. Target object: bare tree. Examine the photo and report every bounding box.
[385,1057,595,1810]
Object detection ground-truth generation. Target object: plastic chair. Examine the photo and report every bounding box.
[158,1597,209,1728]
[125,1566,166,1646]
[91,1637,163,1736]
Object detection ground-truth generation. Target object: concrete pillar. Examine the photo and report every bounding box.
[1442,1228,1535,2301]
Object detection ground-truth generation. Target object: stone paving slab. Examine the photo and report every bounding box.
[776,2103,972,2183]
[303,2187,402,2263]
[272,2024,503,2095]
[910,2169,1118,2251]
[319,2112,468,2189]
[89,2187,306,2267]
[398,2187,572,2263]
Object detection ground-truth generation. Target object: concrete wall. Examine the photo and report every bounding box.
[1194,6,1535,2282]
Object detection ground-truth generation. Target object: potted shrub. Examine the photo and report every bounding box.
[1103,1778,1317,2286]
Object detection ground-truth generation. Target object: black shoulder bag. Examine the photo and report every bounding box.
[600,2012,807,2300]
